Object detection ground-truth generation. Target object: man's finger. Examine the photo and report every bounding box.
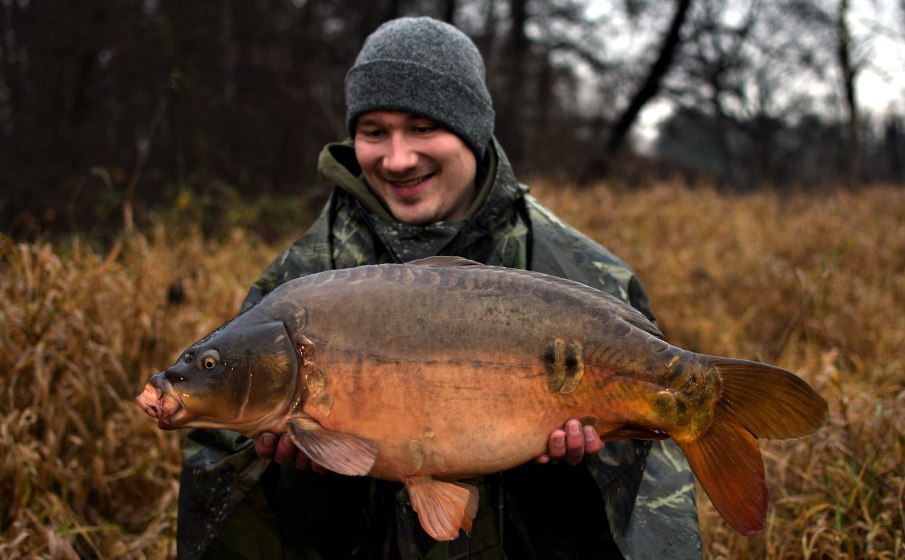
[273,433,298,466]
[583,425,603,456]
[564,419,585,465]
[255,433,278,459]
[547,429,567,461]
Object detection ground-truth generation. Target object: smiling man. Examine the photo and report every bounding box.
[353,111,478,226]
[177,16,702,560]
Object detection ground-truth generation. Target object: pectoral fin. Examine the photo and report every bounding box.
[404,476,479,541]
[286,417,378,476]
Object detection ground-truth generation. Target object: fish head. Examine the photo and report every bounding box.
[135,318,300,433]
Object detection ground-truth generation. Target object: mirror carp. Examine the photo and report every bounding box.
[136,257,828,541]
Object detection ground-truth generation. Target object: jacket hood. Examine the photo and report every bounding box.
[316,138,527,264]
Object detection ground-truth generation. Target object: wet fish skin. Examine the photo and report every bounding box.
[136,257,828,541]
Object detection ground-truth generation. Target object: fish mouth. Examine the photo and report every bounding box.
[135,376,184,429]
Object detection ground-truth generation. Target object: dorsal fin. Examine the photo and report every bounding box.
[405,256,483,268]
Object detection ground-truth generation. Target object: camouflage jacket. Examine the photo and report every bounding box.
[177,139,702,560]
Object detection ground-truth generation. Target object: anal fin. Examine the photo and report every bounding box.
[405,476,479,541]
[674,402,767,536]
[286,417,378,476]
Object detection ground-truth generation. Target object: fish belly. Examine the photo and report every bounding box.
[301,357,593,480]
[297,345,667,482]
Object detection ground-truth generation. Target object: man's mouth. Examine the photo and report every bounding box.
[386,173,434,193]
[390,174,429,186]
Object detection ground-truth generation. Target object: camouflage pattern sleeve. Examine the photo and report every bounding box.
[240,197,337,312]
[621,440,701,558]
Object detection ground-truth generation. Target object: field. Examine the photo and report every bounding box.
[1,183,903,558]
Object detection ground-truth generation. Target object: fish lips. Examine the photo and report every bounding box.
[135,373,184,429]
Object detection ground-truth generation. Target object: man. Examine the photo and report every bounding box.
[177,17,701,560]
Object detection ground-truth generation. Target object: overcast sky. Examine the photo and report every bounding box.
[853,1,905,114]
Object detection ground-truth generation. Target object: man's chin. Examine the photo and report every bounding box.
[386,202,441,226]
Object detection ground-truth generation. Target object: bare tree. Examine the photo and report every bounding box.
[496,0,530,163]
[651,0,866,188]
[442,0,458,22]
[576,0,692,182]
[606,0,692,156]
[837,0,861,186]
[665,0,760,186]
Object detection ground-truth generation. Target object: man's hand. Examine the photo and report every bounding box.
[255,432,326,473]
[535,418,603,466]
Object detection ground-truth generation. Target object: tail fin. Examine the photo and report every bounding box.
[674,357,828,536]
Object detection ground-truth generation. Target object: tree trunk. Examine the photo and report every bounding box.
[608,0,691,155]
[583,0,692,182]
[838,0,861,187]
[500,0,529,164]
[442,0,457,23]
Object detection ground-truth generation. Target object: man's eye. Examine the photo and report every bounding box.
[358,129,384,138]
[414,125,436,134]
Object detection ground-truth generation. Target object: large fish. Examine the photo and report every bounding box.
[136,257,827,541]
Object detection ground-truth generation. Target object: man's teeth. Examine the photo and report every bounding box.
[391,175,429,187]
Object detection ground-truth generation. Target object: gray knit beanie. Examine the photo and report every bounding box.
[345,17,495,159]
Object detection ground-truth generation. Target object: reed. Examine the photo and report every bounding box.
[0,223,273,558]
[2,184,902,558]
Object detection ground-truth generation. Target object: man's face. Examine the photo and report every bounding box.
[354,110,478,226]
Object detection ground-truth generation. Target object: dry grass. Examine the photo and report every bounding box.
[2,184,903,558]
[0,223,273,558]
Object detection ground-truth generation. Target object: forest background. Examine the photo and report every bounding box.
[2,0,905,240]
[1,0,904,558]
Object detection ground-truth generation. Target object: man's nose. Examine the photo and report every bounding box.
[383,133,419,172]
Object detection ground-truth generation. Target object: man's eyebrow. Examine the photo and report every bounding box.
[356,118,382,127]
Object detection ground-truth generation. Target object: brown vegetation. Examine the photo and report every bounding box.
[2,184,903,558]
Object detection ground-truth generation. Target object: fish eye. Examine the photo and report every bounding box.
[199,349,220,371]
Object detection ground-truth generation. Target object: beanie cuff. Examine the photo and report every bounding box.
[346,60,495,158]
